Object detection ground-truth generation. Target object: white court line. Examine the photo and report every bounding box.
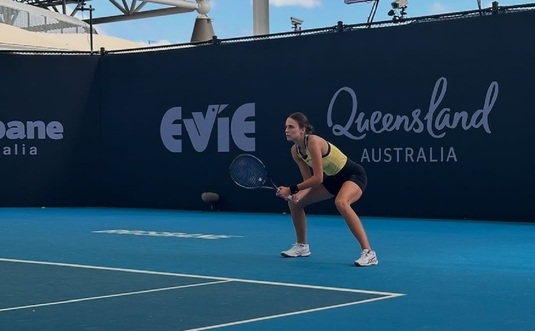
[0,257,402,297]
[0,281,231,313]
[184,295,402,331]
[0,257,406,329]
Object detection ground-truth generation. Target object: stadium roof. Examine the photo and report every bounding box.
[0,0,146,51]
[0,22,146,51]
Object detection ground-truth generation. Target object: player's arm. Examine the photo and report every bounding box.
[291,144,312,181]
[293,135,324,191]
[277,145,312,198]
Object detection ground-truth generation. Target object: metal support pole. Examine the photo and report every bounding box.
[79,2,95,53]
[89,5,94,53]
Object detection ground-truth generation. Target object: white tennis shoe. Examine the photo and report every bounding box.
[354,249,378,267]
[281,243,311,257]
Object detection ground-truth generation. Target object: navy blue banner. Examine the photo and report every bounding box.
[0,9,533,221]
[0,55,101,206]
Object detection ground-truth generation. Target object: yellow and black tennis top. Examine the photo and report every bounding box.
[296,135,348,176]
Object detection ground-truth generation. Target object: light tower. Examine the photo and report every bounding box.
[190,0,215,42]
[140,0,215,42]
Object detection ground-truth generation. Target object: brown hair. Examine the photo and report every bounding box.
[289,112,315,134]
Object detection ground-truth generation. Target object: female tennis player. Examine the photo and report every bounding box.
[276,112,378,267]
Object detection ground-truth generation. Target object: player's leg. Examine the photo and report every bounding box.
[280,186,332,257]
[334,181,370,248]
[335,181,378,266]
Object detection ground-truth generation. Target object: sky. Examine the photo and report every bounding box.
[80,0,529,45]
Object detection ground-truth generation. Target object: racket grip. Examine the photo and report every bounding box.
[275,187,293,201]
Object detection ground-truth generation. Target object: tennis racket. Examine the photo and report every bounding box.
[229,154,292,199]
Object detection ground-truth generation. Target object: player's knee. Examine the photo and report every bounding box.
[334,198,351,212]
[288,200,304,210]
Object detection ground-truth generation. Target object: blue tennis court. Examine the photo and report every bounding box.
[0,207,533,330]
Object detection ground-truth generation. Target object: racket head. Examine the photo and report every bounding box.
[229,154,274,190]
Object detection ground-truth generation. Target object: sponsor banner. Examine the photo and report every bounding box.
[0,9,534,220]
[97,10,534,220]
[0,55,101,206]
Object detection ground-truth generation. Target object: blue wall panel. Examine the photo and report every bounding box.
[0,55,101,206]
[0,9,533,221]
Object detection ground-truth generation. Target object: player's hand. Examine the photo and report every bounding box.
[276,186,291,198]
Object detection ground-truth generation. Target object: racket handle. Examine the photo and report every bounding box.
[275,187,293,201]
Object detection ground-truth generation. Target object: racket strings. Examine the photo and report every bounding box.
[229,155,269,189]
